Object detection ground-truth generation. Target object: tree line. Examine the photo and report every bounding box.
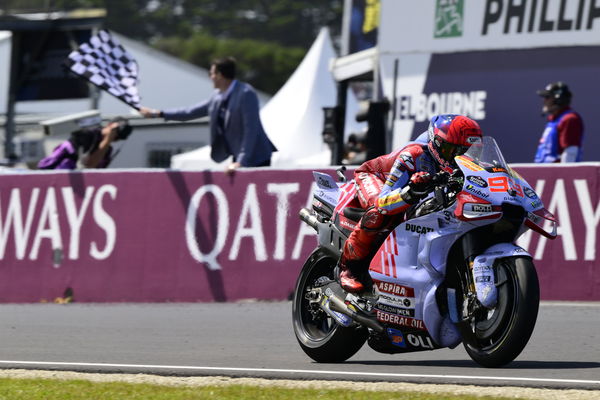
[2,0,343,93]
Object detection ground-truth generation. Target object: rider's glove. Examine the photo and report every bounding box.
[410,171,432,191]
[400,172,432,204]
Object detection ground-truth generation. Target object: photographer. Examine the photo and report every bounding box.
[37,117,132,170]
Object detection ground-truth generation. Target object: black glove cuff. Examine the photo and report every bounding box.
[400,186,419,205]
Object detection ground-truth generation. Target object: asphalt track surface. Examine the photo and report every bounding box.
[0,301,598,391]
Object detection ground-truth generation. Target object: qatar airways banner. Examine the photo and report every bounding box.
[0,169,324,303]
[0,165,598,303]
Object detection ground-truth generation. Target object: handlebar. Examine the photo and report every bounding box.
[430,170,464,192]
[407,169,464,219]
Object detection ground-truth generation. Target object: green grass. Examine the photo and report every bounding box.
[0,378,521,400]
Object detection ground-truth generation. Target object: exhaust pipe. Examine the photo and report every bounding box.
[299,208,319,231]
[328,294,385,333]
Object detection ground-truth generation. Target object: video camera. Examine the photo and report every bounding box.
[112,117,133,141]
[71,117,133,152]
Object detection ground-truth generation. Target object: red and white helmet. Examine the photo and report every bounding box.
[427,114,483,172]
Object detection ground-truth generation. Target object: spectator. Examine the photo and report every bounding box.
[534,81,584,163]
[342,131,368,165]
[139,56,277,174]
[37,117,131,170]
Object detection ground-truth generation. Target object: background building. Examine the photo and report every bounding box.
[333,0,600,162]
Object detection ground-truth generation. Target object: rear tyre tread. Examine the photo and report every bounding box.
[292,249,368,363]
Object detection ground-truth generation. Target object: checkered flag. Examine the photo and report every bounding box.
[66,30,140,109]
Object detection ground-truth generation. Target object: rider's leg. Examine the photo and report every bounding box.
[339,206,391,292]
[339,172,386,293]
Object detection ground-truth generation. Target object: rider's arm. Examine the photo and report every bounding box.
[376,155,413,214]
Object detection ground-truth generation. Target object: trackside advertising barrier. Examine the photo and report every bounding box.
[0,165,598,302]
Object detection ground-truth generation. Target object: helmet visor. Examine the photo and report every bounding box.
[437,138,470,161]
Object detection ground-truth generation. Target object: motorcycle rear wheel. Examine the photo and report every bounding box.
[462,256,539,367]
[292,248,368,363]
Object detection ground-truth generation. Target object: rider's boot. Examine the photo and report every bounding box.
[338,259,373,294]
[339,268,365,293]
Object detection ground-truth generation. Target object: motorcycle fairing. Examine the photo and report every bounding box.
[312,171,341,211]
[368,327,442,353]
[369,210,465,348]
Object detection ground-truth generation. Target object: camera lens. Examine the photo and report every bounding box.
[117,123,133,140]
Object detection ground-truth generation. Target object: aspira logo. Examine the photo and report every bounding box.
[435,0,464,38]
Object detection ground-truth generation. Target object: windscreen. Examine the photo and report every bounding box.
[462,136,517,178]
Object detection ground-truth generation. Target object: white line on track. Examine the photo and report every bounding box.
[0,360,598,386]
[540,301,600,307]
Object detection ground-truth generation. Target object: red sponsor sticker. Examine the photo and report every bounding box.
[374,280,415,297]
[338,215,357,231]
[376,310,426,330]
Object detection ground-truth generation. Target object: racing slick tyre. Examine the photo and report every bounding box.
[292,248,368,363]
[462,256,540,367]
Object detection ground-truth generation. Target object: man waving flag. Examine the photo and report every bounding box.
[66,30,140,109]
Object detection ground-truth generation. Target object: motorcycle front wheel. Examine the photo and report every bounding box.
[462,256,540,367]
[292,248,368,363]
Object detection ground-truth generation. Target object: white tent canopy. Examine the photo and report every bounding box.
[171,145,227,170]
[171,28,365,169]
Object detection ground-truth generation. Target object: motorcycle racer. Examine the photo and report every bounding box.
[339,114,483,293]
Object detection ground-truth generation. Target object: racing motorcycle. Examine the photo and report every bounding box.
[293,136,557,367]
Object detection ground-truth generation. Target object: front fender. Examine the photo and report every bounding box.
[472,243,532,308]
[481,243,532,259]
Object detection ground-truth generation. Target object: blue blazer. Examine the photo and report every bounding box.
[162,81,277,166]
